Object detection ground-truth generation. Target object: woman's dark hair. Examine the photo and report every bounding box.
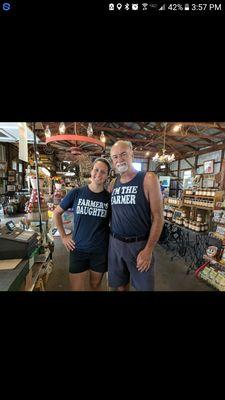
[93,158,111,174]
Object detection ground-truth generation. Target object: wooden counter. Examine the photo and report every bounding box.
[0,258,30,291]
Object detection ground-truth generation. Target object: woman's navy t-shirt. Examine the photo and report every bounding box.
[60,186,111,252]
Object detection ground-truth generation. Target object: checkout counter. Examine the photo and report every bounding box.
[0,220,52,291]
[0,258,30,291]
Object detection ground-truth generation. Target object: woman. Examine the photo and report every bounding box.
[53,158,111,291]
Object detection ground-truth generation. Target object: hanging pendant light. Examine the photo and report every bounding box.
[100,131,106,143]
[152,123,175,163]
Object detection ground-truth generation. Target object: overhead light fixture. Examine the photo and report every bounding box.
[44,125,51,138]
[173,124,182,132]
[160,164,166,169]
[152,123,175,164]
[87,123,93,137]
[59,122,66,134]
[100,131,106,143]
[46,122,105,163]
[145,151,150,156]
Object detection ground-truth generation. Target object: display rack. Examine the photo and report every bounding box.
[182,190,224,229]
[195,256,225,291]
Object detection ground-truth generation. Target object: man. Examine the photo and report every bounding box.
[108,140,164,291]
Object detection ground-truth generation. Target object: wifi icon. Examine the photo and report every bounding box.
[142,3,148,10]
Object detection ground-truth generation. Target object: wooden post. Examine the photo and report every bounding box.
[220,159,225,190]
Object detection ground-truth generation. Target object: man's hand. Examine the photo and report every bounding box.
[62,235,76,252]
[136,248,153,272]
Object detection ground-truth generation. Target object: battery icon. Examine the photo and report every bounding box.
[184,4,189,10]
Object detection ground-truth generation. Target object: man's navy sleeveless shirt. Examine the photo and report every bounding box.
[60,186,110,252]
[111,171,151,237]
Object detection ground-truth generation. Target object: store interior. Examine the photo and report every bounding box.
[1,121,225,291]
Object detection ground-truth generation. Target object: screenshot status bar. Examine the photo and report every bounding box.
[0,2,224,16]
[105,2,224,14]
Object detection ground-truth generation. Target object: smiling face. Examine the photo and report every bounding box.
[90,161,109,186]
[110,142,133,175]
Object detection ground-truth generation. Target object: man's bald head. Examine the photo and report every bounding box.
[110,140,133,155]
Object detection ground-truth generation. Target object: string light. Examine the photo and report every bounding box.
[59,122,66,134]
[44,125,51,138]
[100,131,106,143]
[87,123,93,137]
[173,124,182,132]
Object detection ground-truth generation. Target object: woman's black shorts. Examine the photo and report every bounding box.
[69,249,108,274]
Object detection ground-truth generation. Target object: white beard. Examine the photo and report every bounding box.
[116,164,128,174]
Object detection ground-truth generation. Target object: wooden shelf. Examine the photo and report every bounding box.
[183,204,213,210]
[184,195,216,198]
[29,263,44,291]
[35,249,50,263]
[185,194,211,198]
[25,252,51,291]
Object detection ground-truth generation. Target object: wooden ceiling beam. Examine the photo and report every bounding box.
[94,124,225,141]
[172,122,225,131]
[185,142,225,157]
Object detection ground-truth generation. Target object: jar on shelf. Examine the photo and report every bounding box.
[206,189,211,196]
[211,189,215,197]
[197,214,202,222]
[167,211,173,219]
[196,222,201,232]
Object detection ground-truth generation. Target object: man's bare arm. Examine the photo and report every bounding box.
[144,172,164,251]
[136,172,164,271]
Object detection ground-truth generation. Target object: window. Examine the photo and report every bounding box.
[133,162,142,171]
[183,170,192,189]
[12,161,17,170]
